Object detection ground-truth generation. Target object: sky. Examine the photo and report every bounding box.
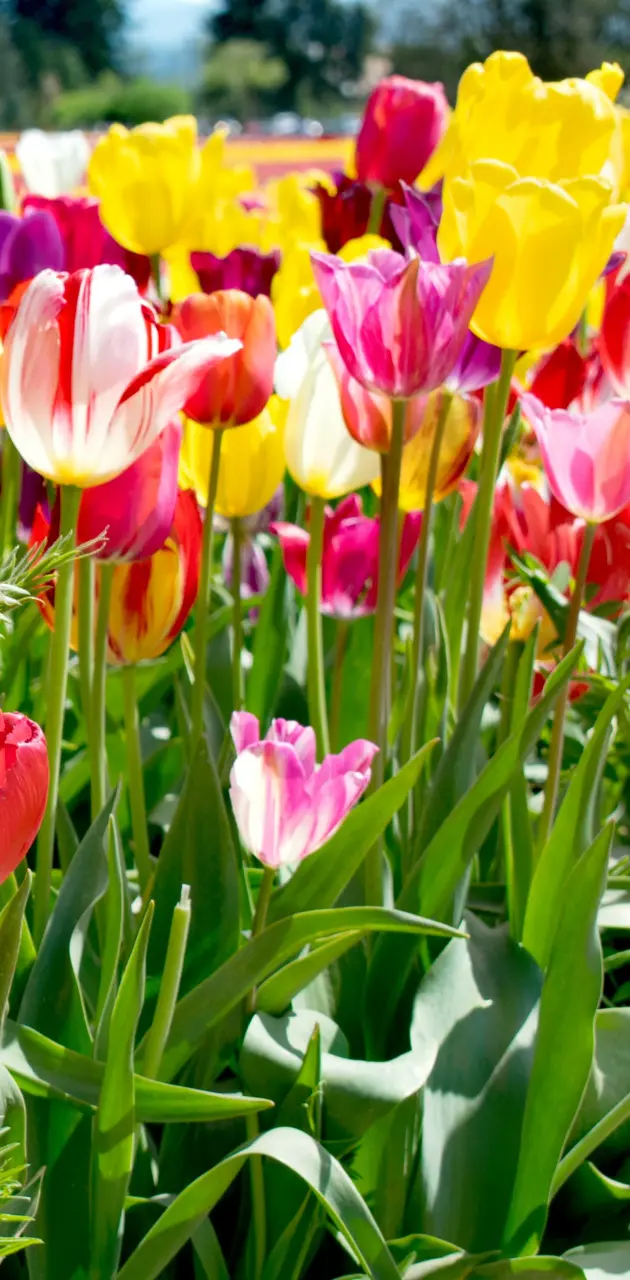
[130,0,210,48]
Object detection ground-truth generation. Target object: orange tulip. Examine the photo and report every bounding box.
[172,289,276,427]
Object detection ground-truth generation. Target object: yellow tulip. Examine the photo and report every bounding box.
[438,160,626,349]
[179,400,286,519]
[421,51,625,194]
[272,233,391,350]
[88,115,202,256]
[372,390,480,513]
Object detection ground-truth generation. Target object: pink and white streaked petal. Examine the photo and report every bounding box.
[316,739,378,784]
[266,719,317,775]
[229,740,311,867]
[309,770,372,851]
[230,711,261,754]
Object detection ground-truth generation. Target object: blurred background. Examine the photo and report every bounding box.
[0,0,629,134]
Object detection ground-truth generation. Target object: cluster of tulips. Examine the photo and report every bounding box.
[3,51,630,932]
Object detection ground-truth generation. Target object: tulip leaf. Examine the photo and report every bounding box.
[19,789,119,1054]
[248,543,291,727]
[523,676,630,970]
[365,644,579,1057]
[116,1126,400,1280]
[94,821,127,1060]
[146,736,240,1003]
[0,1017,272,1122]
[268,742,436,925]
[0,872,31,1032]
[504,823,611,1257]
[89,903,153,1280]
[564,1241,630,1278]
[408,914,542,1252]
[256,931,365,1014]
[152,904,463,1082]
[553,1007,630,1192]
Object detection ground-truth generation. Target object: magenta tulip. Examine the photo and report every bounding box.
[0,710,49,880]
[355,76,448,191]
[75,420,182,560]
[229,712,377,868]
[311,248,492,400]
[271,495,421,618]
[24,194,152,291]
[521,392,630,523]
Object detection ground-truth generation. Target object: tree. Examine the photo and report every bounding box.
[11,0,126,80]
[200,39,288,121]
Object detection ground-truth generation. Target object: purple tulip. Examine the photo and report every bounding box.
[448,329,502,394]
[0,210,64,302]
[191,247,280,299]
[390,183,442,263]
[229,711,378,868]
[311,247,493,400]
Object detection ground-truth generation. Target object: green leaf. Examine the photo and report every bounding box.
[94,821,126,1059]
[268,743,436,925]
[240,1009,433,1146]
[504,824,612,1257]
[247,543,290,726]
[90,903,153,1279]
[475,1260,585,1279]
[192,1217,231,1279]
[564,1242,629,1279]
[257,932,364,1014]
[19,790,119,1053]
[523,677,630,970]
[366,646,578,1056]
[117,1126,400,1280]
[0,1018,271,1123]
[147,737,240,1001]
[0,873,31,1031]
[409,914,542,1251]
[155,905,463,1082]
[553,1009,630,1193]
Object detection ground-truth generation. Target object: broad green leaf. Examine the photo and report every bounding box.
[414,625,510,859]
[0,1018,271,1123]
[349,1093,422,1240]
[366,647,578,1056]
[564,1243,629,1279]
[523,678,630,969]
[90,904,153,1279]
[268,744,436,925]
[155,905,463,1082]
[409,915,542,1251]
[553,1009,630,1193]
[475,1261,585,1278]
[240,1009,433,1146]
[19,790,119,1053]
[257,932,364,1014]
[504,824,611,1257]
[146,737,240,1001]
[117,1126,400,1280]
[0,873,31,1032]
[94,821,126,1059]
[247,544,290,726]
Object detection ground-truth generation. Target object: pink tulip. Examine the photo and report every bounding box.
[271,494,421,618]
[521,392,630,523]
[311,248,492,400]
[0,710,49,881]
[0,266,241,487]
[23,194,152,290]
[229,712,378,868]
[355,76,448,191]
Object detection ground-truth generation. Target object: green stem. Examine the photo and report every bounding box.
[497,639,525,936]
[459,348,517,710]
[365,399,406,906]
[245,865,274,1279]
[366,184,386,236]
[150,253,163,305]
[90,562,114,822]
[78,555,94,740]
[142,884,191,1080]
[122,663,152,893]
[33,484,81,946]
[306,496,330,759]
[401,389,453,765]
[537,522,596,852]
[330,620,349,751]
[191,429,224,751]
[0,432,22,560]
[231,516,244,712]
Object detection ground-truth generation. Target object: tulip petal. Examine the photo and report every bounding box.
[230,711,261,754]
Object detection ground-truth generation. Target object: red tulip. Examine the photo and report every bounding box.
[172,290,276,427]
[0,710,49,879]
[355,76,448,191]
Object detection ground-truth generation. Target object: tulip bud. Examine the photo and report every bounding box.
[0,711,49,880]
[355,76,449,191]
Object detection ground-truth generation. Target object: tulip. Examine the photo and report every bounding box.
[275,310,379,499]
[88,116,201,256]
[0,710,49,880]
[190,247,280,299]
[421,51,624,193]
[0,209,64,301]
[173,290,275,428]
[1,265,241,488]
[438,161,626,350]
[179,400,285,519]
[23,194,151,291]
[77,421,182,560]
[271,494,421,618]
[389,182,442,263]
[355,76,449,191]
[600,267,630,394]
[313,174,405,254]
[378,391,481,513]
[107,489,201,664]
[525,339,590,410]
[229,711,378,869]
[17,129,90,198]
[311,247,492,399]
[521,392,630,522]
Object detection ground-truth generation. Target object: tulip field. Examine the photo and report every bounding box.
[2,55,630,1280]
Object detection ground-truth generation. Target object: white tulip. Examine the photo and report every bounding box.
[16,129,90,198]
[275,310,379,499]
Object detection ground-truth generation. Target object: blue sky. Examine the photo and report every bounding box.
[130,0,210,47]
